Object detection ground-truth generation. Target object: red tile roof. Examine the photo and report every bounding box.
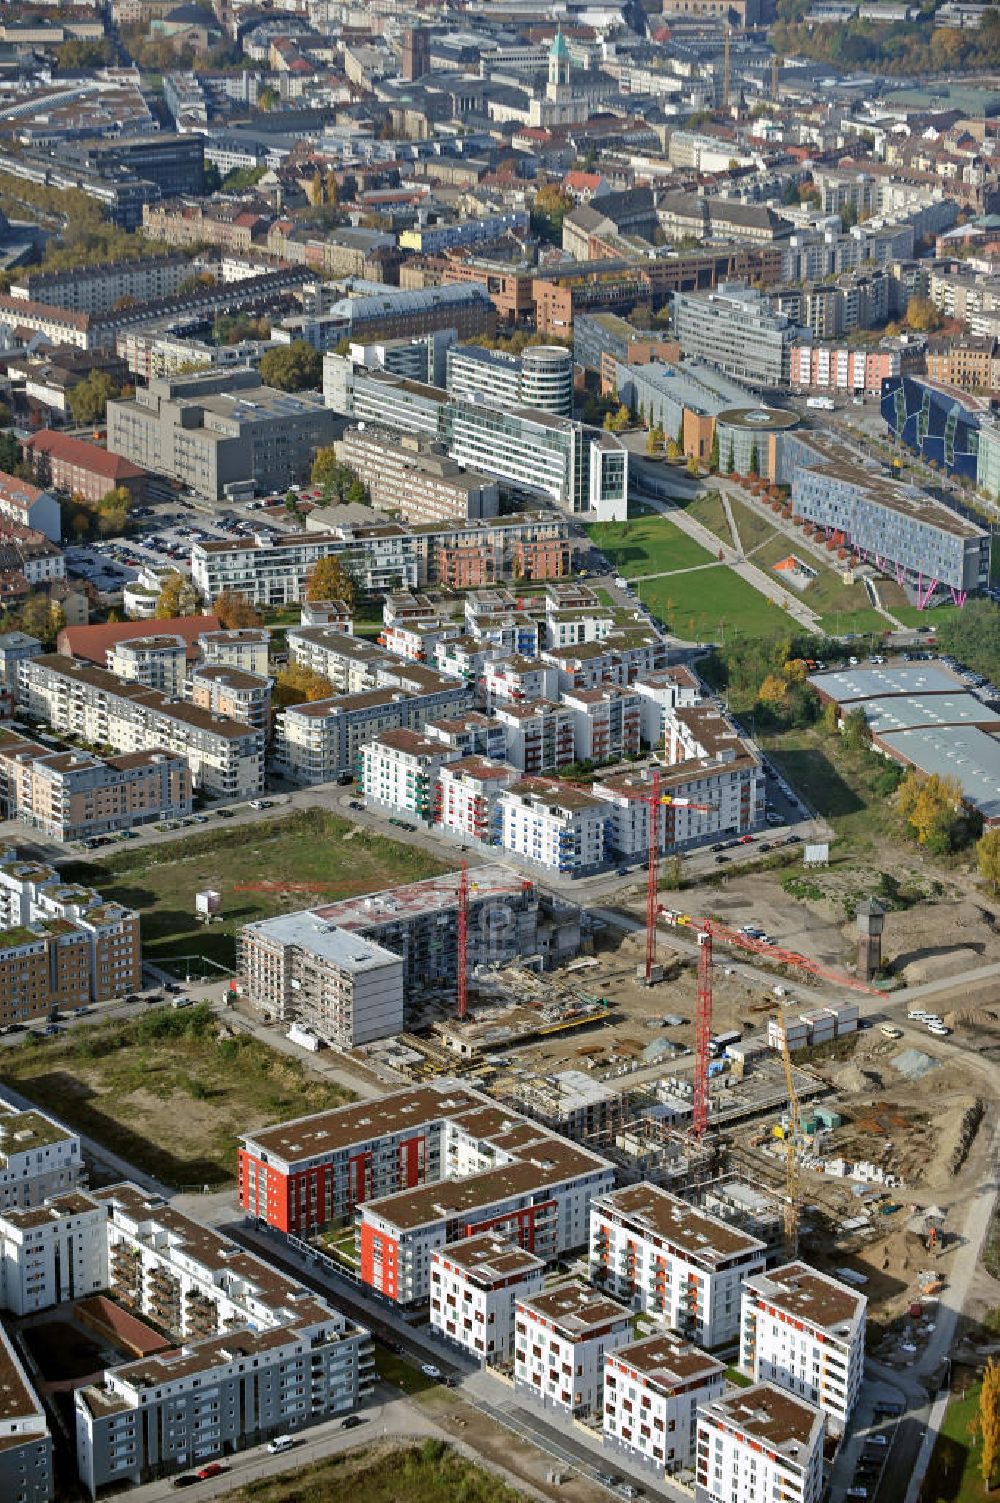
[26,430,146,482]
[57,615,221,665]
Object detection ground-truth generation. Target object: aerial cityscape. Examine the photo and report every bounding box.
[0,3,996,1503]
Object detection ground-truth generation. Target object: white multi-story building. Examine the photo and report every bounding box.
[434,756,516,843]
[359,729,459,820]
[483,656,559,709]
[74,1182,374,1496]
[106,635,186,697]
[562,687,642,763]
[590,1184,767,1348]
[273,689,414,784]
[0,1322,52,1503]
[430,1233,545,1364]
[494,699,575,773]
[603,1333,725,1477]
[197,628,270,676]
[18,655,264,798]
[496,777,608,875]
[514,1280,631,1418]
[695,1383,825,1503]
[0,1107,85,1211]
[0,1190,107,1315]
[634,668,702,747]
[740,1262,866,1435]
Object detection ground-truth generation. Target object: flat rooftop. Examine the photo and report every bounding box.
[311,863,534,932]
[615,1332,725,1390]
[242,912,402,974]
[808,663,967,703]
[699,1382,824,1460]
[0,1106,74,1159]
[594,1183,766,1267]
[434,1231,545,1286]
[744,1261,865,1338]
[878,723,1000,822]
[519,1279,630,1337]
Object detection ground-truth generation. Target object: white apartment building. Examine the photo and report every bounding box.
[434,756,517,843]
[359,728,459,820]
[197,628,270,676]
[74,1182,373,1495]
[543,634,667,693]
[496,778,608,875]
[603,1334,725,1477]
[740,1262,866,1435]
[188,664,273,734]
[424,711,507,763]
[546,608,614,651]
[563,687,641,763]
[483,656,559,709]
[0,1108,85,1211]
[382,619,459,664]
[273,689,413,784]
[0,1322,52,1503]
[18,655,264,798]
[192,529,419,606]
[634,668,702,747]
[430,1232,545,1365]
[106,635,186,698]
[695,1383,825,1503]
[514,1280,632,1418]
[495,699,576,773]
[433,634,500,685]
[0,1190,107,1315]
[590,1184,767,1349]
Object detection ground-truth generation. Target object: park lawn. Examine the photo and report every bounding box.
[921,1380,988,1503]
[0,1005,349,1189]
[639,563,794,642]
[685,490,730,544]
[762,725,900,850]
[726,495,783,554]
[65,809,451,975]
[586,514,717,577]
[231,1440,527,1503]
[818,609,891,637]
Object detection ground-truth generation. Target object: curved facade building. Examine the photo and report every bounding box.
[520,345,574,416]
[716,407,799,481]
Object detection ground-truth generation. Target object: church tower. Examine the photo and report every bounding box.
[547,27,571,100]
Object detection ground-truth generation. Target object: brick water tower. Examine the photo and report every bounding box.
[856,898,885,982]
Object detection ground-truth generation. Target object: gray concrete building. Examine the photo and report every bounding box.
[672,283,808,390]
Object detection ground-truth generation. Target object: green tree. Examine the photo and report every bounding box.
[978,829,1000,895]
[841,706,870,751]
[67,372,116,427]
[96,486,130,537]
[748,442,759,477]
[708,428,720,473]
[156,571,201,619]
[259,341,322,392]
[20,595,64,646]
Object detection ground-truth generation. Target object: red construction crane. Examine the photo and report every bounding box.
[457,860,469,1021]
[636,773,714,985]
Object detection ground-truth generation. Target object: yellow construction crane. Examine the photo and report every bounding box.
[778,1023,800,1259]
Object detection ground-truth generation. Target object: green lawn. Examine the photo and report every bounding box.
[726,495,783,554]
[587,514,717,577]
[0,1005,349,1188]
[762,725,901,848]
[231,1440,526,1503]
[639,564,797,642]
[921,1380,988,1503]
[684,490,731,544]
[65,809,451,974]
[818,610,892,637]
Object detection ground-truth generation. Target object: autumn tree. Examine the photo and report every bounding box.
[96,486,130,538]
[896,770,968,854]
[213,590,263,629]
[68,371,116,427]
[306,554,356,606]
[708,428,720,473]
[20,595,64,646]
[530,183,574,243]
[273,663,334,709]
[757,673,790,709]
[259,340,322,392]
[904,296,942,334]
[156,570,201,619]
[646,424,665,456]
[978,1357,1000,1490]
[841,706,871,752]
[978,829,1000,895]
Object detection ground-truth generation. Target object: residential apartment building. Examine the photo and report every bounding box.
[740,1262,866,1435]
[19,656,264,798]
[188,664,272,734]
[197,628,270,676]
[238,910,404,1048]
[590,1184,767,1348]
[107,635,186,697]
[193,528,420,606]
[495,700,576,773]
[430,1233,545,1365]
[495,777,608,876]
[333,428,500,525]
[562,687,641,763]
[925,335,1000,392]
[10,256,192,316]
[604,1335,725,1477]
[23,431,146,506]
[514,1281,631,1418]
[0,473,61,544]
[634,668,702,747]
[75,1182,373,1495]
[108,370,338,502]
[239,1082,613,1294]
[273,689,414,784]
[789,343,900,395]
[0,732,191,843]
[484,657,559,709]
[358,729,459,820]
[0,1106,85,1211]
[672,284,807,390]
[0,848,141,1018]
[434,756,517,843]
[0,1190,107,1315]
[695,1384,825,1503]
[0,1323,52,1503]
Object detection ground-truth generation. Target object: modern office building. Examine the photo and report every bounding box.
[978,420,1000,501]
[612,360,752,466]
[604,1334,725,1477]
[108,369,338,502]
[430,1233,545,1365]
[715,407,799,482]
[0,731,192,842]
[881,373,988,482]
[514,1281,632,1418]
[0,1105,85,1211]
[695,1384,825,1503]
[75,1182,373,1495]
[672,283,807,390]
[19,655,265,797]
[740,1262,866,1435]
[446,344,573,417]
[590,1183,767,1348]
[239,1083,614,1299]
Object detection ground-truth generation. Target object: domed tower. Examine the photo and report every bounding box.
[547,27,571,100]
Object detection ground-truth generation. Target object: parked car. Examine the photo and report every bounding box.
[420,1364,441,1379]
[197,1463,226,1480]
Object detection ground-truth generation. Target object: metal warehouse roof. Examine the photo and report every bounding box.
[808,664,966,702]
[857,692,1000,736]
[878,724,1000,822]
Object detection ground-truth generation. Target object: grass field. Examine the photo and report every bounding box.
[921,1380,987,1503]
[763,725,900,849]
[639,564,794,642]
[586,514,716,577]
[0,1004,349,1188]
[231,1440,526,1503]
[684,490,730,543]
[64,809,451,974]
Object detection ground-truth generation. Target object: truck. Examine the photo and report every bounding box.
[806,396,835,411]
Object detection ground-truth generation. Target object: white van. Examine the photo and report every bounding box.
[267,1435,296,1454]
[880,1024,902,1040]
